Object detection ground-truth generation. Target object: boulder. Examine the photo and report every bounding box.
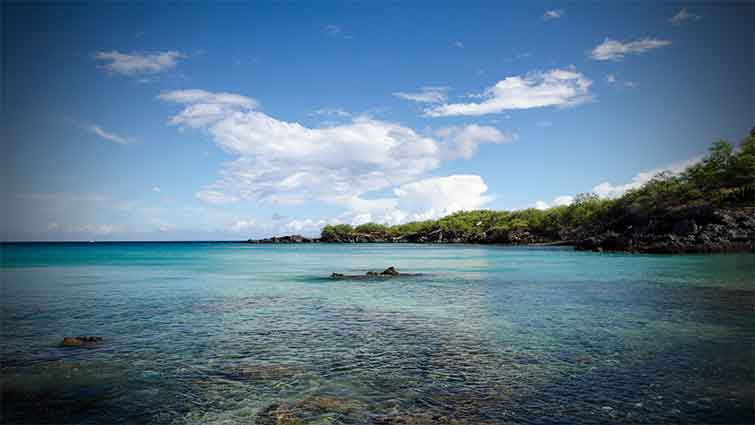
[381,266,399,276]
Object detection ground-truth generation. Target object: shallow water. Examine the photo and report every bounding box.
[1,242,753,424]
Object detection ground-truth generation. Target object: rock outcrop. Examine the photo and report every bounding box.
[331,267,412,280]
[574,206,755,253]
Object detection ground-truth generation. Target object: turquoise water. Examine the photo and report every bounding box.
[1,243,753,424]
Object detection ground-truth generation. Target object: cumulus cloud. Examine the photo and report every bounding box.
[95,50,186,75]
[392,175,493,221]
[286,218,327,233]
[592,157,700,198]
[670,8,702,26]
[605,74,617,84]
[393,87,449,103]
[87,125,133,145]
[590,38,671,61]
[423,68,592,117]
[435,124,515,159]
[534,195,574,210]
[543,10,564,21]
[161,89,444,206]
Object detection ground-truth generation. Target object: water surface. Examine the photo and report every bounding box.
[2,243,753,424]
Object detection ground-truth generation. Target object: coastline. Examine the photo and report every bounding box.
[247,205,755,254]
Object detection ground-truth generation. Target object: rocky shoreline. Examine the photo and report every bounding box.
[247,205,755,254]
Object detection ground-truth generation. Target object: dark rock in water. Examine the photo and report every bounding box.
[381,266,399,276]
[61,336,103,347]
[331,266,417,280]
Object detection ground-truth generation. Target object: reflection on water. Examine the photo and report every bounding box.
[1,243,753,424]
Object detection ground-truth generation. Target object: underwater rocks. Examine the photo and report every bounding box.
[374,412,494,425]
[61,336,103,347]
[575,207,755,254]
[256,396,364,425]
[223,363,305,381]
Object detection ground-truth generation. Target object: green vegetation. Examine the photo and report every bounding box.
[320,131,755,243]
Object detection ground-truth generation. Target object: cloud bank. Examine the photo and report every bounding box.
[161,89,506,223]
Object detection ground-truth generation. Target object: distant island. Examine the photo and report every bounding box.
[249,130,755,254]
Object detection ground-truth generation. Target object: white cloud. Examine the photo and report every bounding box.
[286,218,327,233]
[453,41,464,48]
[87,125,133,145]
[152,186,161,192]
[95,50,186,75]
[592,157,700,198]
[424,67,592,117]
[670,8,702,26]
[435,124,515,159]
[392,175,493,221]
[334,175,494,225]
[158,89,257,108]
[162,89,442,206]
[195,190,239,205]
[543,10,564,21]
[534,195,574,210]
[309,108,352,117]
[605,74,637,88]
[393,87,449,103]
[590,38,671,61]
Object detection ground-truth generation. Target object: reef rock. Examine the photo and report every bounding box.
[61,336,103,347]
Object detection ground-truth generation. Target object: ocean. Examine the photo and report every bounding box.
[1,242,753,424]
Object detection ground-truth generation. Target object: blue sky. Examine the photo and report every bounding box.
[2,2,753,241]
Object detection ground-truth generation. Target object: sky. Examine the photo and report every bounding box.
[2,1,753,241]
